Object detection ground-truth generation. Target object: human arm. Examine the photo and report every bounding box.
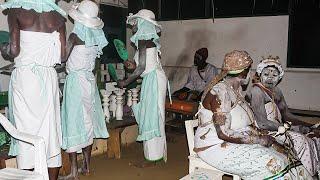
[58,22,67,62]
[277,89,311,132]
[202,88,275,147]
[123,60,136,71]
[0,10,20,60]
[63,33,79,64]
[117,40,147,88]
[249,87,281,131]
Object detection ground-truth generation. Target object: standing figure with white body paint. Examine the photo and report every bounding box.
[60,1,109,179]
[117,9,168,167]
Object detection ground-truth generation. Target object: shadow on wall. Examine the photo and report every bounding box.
[166,28,214,83]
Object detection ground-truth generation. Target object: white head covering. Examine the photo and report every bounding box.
[127,9,161,32]
[0,0,66,16]
[69,0,103,29]
[256,56,284,79]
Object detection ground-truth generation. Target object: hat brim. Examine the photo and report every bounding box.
[127,15,161,32]
[69,8,104,29]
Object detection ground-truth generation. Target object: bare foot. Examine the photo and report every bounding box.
[78,167,90,176]
[58,174,80,180]
[129,160,158,168]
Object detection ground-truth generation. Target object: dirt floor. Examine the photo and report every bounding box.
[80,132,190,180]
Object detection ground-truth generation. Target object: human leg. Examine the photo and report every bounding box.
[79,144,92,175]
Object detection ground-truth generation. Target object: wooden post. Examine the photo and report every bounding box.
[107,128,123,159]
[0,159,6,169]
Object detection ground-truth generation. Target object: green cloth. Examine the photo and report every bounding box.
[132,70,161,141]
[130,18,160,51]
[113,39,128,61]
[0,91,8,107]
[61,71,109,150]
[0,131,9,147]
[0,0,66,16]
[108,64,118,81]
[0,31,9,44]
[72,22,108,57]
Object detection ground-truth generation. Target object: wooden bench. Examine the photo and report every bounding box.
[106,116,136,159]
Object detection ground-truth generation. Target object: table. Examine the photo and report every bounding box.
[106,116,136,159]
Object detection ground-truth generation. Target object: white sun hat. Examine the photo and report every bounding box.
[127,9,161,32]
[69,0,104,29]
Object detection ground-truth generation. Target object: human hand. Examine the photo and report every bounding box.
[307,129,320,138]
[0,43,12,61]
[259,129,269,135]
[178,92,188,100]
[117,80,126,89]
[124,60,136,71]
[0,43,8,55]
[299,126,311,134]
[188,91,200,101]
[271,142,286,154]
[259,135,276,147]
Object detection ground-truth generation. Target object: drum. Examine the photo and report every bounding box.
[165,98,198,115]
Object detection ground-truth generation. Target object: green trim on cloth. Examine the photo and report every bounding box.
[61,71,109,150]
[130,18,160,51]
[8,76,18,156]
[72,22,108,57]
[263,162,302,180]
[132,70,161,141]
[0,0,66,16]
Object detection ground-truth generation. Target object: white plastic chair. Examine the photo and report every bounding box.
[0,113,49,180]
[185,119,241,180]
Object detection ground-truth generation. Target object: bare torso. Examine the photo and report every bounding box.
[5,8,67,60]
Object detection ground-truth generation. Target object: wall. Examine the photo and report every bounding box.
[0,3,319,111]
[127,16,320,111]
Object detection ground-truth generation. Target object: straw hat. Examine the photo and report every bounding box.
[222,50,253,74]
[127,9,161,32]
[69,0,104,29]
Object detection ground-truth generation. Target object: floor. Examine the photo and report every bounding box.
[80,132,190,180]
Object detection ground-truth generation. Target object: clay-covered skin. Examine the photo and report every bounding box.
[201,76,277,148]
[260,66,281,89]
[248,66,312,132]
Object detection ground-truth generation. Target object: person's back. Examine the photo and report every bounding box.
[0,1,67,179]
[6,8,66,60]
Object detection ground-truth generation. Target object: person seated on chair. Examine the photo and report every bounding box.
[246,56,320,177]
[194,50,312,179]
[173,48,218,101]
